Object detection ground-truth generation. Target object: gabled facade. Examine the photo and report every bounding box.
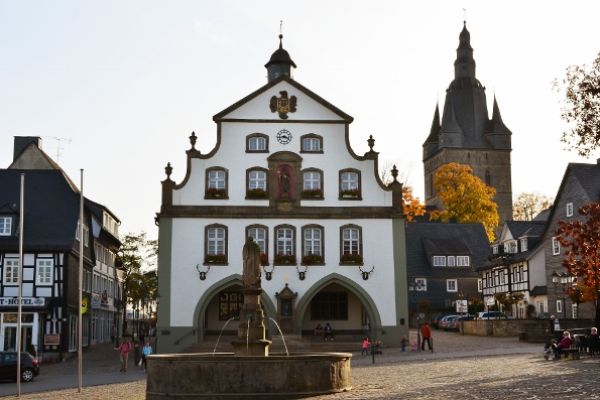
[423,23,513,222]
[542,160,600,320]
[156,36,409,353]
[406,222,489,318]
[0,137,123,361]
[479,220,547,318]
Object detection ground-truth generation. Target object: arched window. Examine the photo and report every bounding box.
[302,225,324,265]
[205,167,228,199]
[300,133,323,153]
[485,169,491,186]
[246,133,269,152]
[246,224,269,265]
[274,224,296,265]
[339,224,363,265]
[246,167,269,199]
[339,169,361,200]
[204,224,228,265]
[301,168,324,199]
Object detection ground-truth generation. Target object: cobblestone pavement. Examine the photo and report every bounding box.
[5,330,600,399]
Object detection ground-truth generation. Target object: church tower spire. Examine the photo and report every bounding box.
[454,22,476,78]
[265,34,297,83]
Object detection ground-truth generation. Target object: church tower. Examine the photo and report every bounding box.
[423,22,513,222]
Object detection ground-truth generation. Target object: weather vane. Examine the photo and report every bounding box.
[463,8,467,23]
[280,20,283,36]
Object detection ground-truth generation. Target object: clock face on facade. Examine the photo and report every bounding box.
[276,129,292,144]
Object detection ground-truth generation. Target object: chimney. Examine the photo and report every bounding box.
[13,137,42,162]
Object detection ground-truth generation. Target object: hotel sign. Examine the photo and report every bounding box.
[0,297,46,307]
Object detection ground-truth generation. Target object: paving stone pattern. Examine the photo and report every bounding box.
[7,331,600,399]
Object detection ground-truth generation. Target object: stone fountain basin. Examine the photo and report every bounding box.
[146,352,352,400]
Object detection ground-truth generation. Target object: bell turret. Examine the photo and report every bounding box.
[265,34,296,82]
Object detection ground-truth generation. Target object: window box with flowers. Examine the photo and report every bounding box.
[260,253,269,266]
[206,188,228,199]
[301,189,323,199]
[339,189,360,199]
[204,254,227,265]
[274,254,296,265]
[340,253,363,265]
[246,188,268,199]
[302,254,324,265]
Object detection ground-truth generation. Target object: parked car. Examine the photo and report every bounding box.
[476,311,508,320]
[439,315,460,330]
[0,352,40,382]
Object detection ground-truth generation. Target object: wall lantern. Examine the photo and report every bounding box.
[196,264,210,280]
[359,265,375,280]
[296,265,308,280]
[263,264,274,281]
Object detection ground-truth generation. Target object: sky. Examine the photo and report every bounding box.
[1,0,599,240]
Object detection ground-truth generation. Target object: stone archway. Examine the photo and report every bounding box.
[293,273,382,338]
[192,274,277,341]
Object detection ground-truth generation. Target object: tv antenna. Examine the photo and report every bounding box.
[44,136,72,162]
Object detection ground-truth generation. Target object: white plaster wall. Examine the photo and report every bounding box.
[172,121,390,207]
[223,81,344,121]
[169,218,398,327]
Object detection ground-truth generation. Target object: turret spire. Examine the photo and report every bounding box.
[454,21,476,78]
[265,31,297,83]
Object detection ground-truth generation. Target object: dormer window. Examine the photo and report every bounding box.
[300,134,323,153]
[246,133,268,153]
[503,240,518,254]
[432,256,446,266]
[0,216,12,236]
[520,238,528,252]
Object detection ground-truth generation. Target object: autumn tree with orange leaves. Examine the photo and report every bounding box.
[431,163,499,242]
[556,202,600,325]
[402,186,425,222]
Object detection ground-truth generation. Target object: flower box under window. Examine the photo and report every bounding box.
[206,188,227,199]
[340,189,360,199]
[260,253,269,265]
[246,188,268,199]
[301,189,323,199]
[302,254,324,265]
[340,253,363,265]
[274,254,296,265]
[205,254,227,264]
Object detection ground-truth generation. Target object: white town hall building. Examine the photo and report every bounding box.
[155,35,409,352]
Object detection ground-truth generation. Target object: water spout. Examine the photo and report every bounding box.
[269,318,289,357]
[212,316,237,355]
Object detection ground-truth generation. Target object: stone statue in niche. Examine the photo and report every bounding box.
[279,170,290,198]
[242,237,262,289]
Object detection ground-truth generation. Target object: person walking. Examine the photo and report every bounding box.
[361,337,370,356]
[115,336,132,372]
[420,322,433,352]
[141,341,153,371]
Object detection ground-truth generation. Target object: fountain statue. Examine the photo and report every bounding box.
[146,238,352,399]
[231,237,271,356]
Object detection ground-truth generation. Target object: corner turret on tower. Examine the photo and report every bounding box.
[265,34,296,82]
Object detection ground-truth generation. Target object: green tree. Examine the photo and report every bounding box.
[116,232,157,334]
[513,192,553,221]
[556,202,600,325]
[555,52,600,157]
[431,163,499,241]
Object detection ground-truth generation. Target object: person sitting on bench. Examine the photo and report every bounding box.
[323,322,334,341]
[552,330,573,359]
